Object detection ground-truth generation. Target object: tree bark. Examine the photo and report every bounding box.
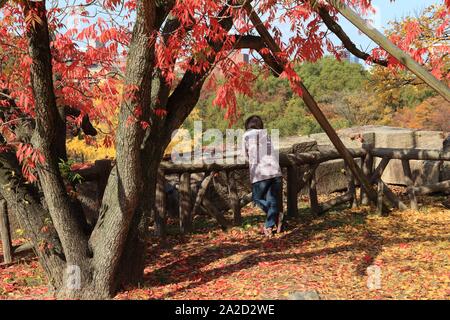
[86,1,157,298]
[0,199,12,264]
[0,152,66,288]
[23,0,93,297]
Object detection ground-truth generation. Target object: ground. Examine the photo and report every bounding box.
[1,193,449,300]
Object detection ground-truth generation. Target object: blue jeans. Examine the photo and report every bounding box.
[252,177,281,228]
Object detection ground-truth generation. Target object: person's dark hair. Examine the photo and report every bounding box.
[245,115,264,130]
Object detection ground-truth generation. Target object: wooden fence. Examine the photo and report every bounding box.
[1,144,449,264]
[154,143,450,238]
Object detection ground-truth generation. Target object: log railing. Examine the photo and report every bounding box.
[2,145,449,263]
[154,144,450,236]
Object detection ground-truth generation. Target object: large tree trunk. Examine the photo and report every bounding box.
[23,0,92,297]
[77,1,158,299]
[0,152,66,289]
[1,0,246,299]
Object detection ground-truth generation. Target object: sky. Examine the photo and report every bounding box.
[335,0,443,52]
[51,0,445,56]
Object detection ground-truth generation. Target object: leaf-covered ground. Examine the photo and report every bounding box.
[1,195,449,300]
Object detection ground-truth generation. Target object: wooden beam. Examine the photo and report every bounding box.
[298,163,320,192]
[192,172,215,217]
[160,147,365,174]
[243,2,382,208]
[308,168,320,216]
[345,164,358,208]
[200,197,231,230]
[379,180,408,211]
[326,0,450,102]
[319,192,353,215]
[239,192,253,208]
[155,169,167,239]
[370,158,390,183]
[371,148,450,161]
[376,180,384,215]
[367,157,407,210]
[227,171,242,226]
[408,180,450,195]
[401,160,418,210]
[277,173,284,215]
[179,172,192,234]
[13,242,34,254]
[361,143,374,205]
[277,174,285,233]
[0,199,12,264]
[287,165,299,217]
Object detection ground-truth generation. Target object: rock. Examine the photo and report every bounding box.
[443,198,450,209]
[415,131,447,149]
[292,141,319,154]
[441,135,450,182]
[288,290,321,300]
[298,158,361,195]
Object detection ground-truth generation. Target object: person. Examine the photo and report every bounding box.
[242,115,283,237]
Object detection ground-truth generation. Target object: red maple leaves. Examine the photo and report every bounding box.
[0,0,448,182]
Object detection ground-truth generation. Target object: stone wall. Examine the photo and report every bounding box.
[279,126,449,194]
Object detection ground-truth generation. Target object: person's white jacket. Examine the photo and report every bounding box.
[242,129,282,184]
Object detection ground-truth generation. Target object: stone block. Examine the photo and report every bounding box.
[415,131,446,149]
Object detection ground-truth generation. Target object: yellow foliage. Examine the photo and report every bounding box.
[67,136,115,163]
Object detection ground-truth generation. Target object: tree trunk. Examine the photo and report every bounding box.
[0,152,66,289]
[2,0,246,299]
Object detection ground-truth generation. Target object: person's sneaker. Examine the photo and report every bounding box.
[263,226,274,238]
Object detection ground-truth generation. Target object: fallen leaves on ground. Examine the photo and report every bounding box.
[1,197,449,300]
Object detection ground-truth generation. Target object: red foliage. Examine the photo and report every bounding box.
[0,0,448,181]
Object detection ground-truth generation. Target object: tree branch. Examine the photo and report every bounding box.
[317,6,388,67]
[23,0,90,265]
[233,35,284,75]
[0,151,66,288]
[162,2,235,140]
[0,0,8,11]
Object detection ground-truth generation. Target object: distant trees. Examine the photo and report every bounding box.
[392,96,450,132]
[187,4,449,137]
[188,56,370,136]
[368,3,449,122]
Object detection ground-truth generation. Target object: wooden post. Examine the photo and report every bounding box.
[276,173,285,233]
[369,158,408,211]
[408,180,450,195]
[345,164,358,208]
[192,171,214,217]
[401,160,419,210]
[155,169,167,239]
[0,199,12,264]
[326,0,450,102]
[377,180,384,215]
[370,158,390,183]
[361,143,374,205]
[380,180,408,211]
[179,172,192,234]
[277,172,284,215]
[200,198,231,231]
[227,171,242,226]
[244,2,383,208]
[309,167,320,216]
[318,192,354,215]
[287,165,299,217]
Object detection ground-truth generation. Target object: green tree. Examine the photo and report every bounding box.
[187,56,369,136]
